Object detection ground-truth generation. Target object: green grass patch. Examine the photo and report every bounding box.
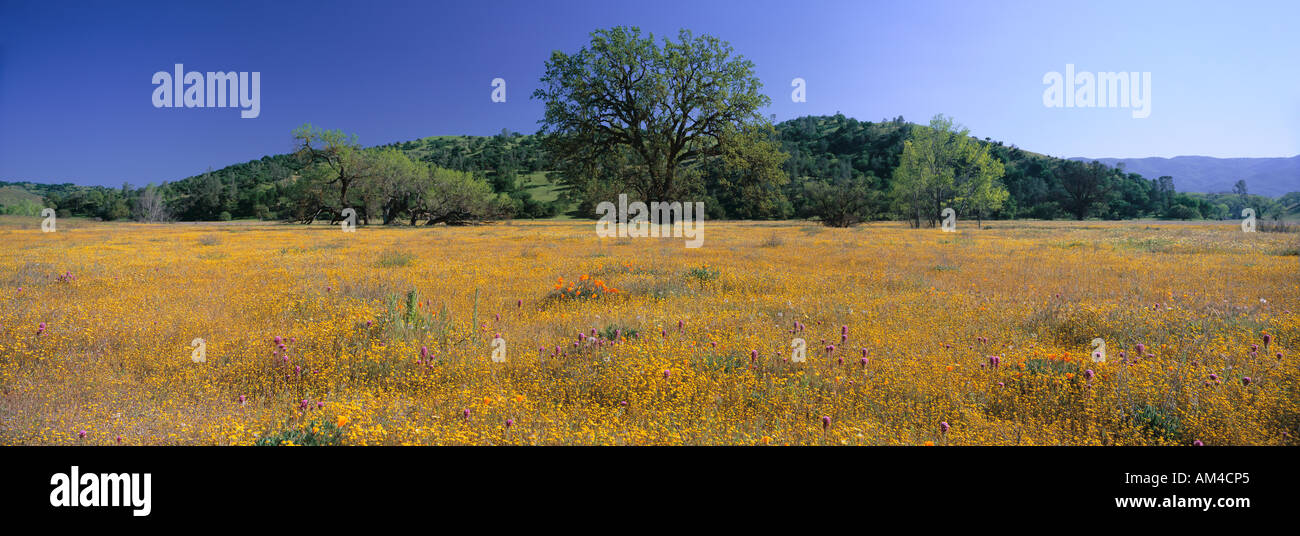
[255,419,344,446]
[684,265,720,283]
[376,249,415,267]
[1022,358,1081,376]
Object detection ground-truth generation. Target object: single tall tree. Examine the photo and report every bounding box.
[1059,160,1112,220]
[952,133,1008,228]
[891,114,1006,227]
[134,183,170,222]
[533,26,786,206]
[292,123,363,222]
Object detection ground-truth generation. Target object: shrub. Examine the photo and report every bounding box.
[1165,204,1200,220]
[702,353,748,373]
[684,265,720,284]
[376,249,415,267]
[255,419,344,446]
[380,289,443,342]
[799,175,878,227]
[600,324,638,341]
[1022,357,1081,376]
[1130,404,1181,442]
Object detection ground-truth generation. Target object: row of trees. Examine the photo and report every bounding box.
[15,26,1297,227]
[22,121,1295,229]
[286,124,510,225]
[529,27,1297,227]
[380,131,558,218]
[30,128,514,226]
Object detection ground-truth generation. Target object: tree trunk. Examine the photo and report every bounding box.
[338,177,352,220]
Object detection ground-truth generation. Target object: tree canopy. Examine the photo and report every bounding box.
[534,26,786,208]
[891,115,1007,228]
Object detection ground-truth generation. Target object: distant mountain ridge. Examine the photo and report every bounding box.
[1070,155,1299,197]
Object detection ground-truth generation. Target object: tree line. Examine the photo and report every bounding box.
[8,26,1297,227]
[13,116,1297,227]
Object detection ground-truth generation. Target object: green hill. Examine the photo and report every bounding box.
[0,181,77,216]
[0,184,42,205]
[12,115,1299,223]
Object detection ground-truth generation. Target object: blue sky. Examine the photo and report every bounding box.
[1,0,1297,186]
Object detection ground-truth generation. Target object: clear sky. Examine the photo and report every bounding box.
[1,0,1297,186]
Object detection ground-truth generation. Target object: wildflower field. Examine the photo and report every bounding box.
[1,216,1297,446]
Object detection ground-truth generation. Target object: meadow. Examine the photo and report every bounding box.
[1,216,1297,445]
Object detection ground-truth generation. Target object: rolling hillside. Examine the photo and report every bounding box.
[4,116,1297,222]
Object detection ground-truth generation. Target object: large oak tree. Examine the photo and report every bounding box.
[292,123,363,223]
[533,26,785,207]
